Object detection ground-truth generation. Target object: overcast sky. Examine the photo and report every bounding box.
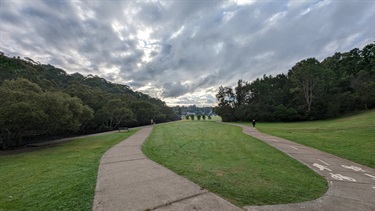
[1,0,374,106]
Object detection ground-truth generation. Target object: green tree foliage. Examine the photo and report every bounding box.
[0,54,179,148]
[352,70,375,110]
[131,101,166,125]
[214,86,237,121]
[289,58,334,117]
[0,79,93,148]
[215,42,375,122]
[94,99,135,131]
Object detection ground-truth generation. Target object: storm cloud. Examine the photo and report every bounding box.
[1,0,374,106]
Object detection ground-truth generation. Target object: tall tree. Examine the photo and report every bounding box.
[289,58,332,114]
[214,86,236,121]
[235,79,249,106]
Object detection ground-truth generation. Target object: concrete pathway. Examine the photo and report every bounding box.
[92,126,242,211]
[93,123,374,211]
[229,124,375,211]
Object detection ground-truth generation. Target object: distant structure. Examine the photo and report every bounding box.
[186,112,196,116]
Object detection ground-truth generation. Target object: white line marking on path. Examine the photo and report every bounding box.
[330,173,356,182]
[313,163,332,172]
[341,165,365,172]
[290,146,298,150]
[364,173,375,180]
[318,159,330,166]
[272,139,278,142]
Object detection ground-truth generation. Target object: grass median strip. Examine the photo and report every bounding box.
[251,110,375,168]
[0,130,137,211]
[142,121,327,206]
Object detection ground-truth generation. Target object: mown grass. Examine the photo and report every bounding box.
[142,121,327,206]
[0,130,137,211]
[250,110,375,168]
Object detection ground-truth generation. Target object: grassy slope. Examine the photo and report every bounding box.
[142,121,327,206]
[253,110,375,168]
[0,130,137,211]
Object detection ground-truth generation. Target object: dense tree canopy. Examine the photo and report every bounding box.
[0,55,178,148]
[214,42,375,122]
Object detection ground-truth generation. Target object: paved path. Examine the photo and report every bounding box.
[229,124,375,211]
[92,126,242,211]
[93,123,375,211]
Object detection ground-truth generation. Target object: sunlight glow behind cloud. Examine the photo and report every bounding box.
[1,0,374,106]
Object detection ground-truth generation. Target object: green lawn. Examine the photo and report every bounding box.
[142,121,327,206]
[0,130,137,211]
[252,110,375,168]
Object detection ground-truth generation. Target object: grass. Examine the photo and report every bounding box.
[142,121,327,206]
[0,130,137,211]
[249,110,375,168]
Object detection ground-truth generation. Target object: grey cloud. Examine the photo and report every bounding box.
[127,81,144,89]
[136,2,165,24]
[162,82,189,98]
[1,0,374,106]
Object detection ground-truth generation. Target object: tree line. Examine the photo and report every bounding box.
[0,54,179,149]
[214,42,375,122]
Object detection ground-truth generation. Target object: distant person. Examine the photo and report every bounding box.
[252,119,256,128]
[150,119,154,125]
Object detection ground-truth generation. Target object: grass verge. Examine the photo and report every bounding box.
[251,110,375,168]
[0,130,137,211]
[142,121,327,206]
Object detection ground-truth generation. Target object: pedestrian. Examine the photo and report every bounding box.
[252,119,256,128]
[150,119,154,125]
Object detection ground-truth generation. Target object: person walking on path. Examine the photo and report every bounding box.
[252,119,256,128]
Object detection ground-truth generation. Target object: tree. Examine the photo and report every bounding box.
[352,70,375,109]
[95,99,135,130]
[289,58,333,114]
[0,79,93,148]
[216,86,235,107]
[215,86,236,122]
[235,79,249,106]
[131,101,165,125]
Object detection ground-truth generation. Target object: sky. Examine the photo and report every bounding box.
[1,0,374,106]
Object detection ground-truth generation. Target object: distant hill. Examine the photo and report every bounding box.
[0,54,178,149]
